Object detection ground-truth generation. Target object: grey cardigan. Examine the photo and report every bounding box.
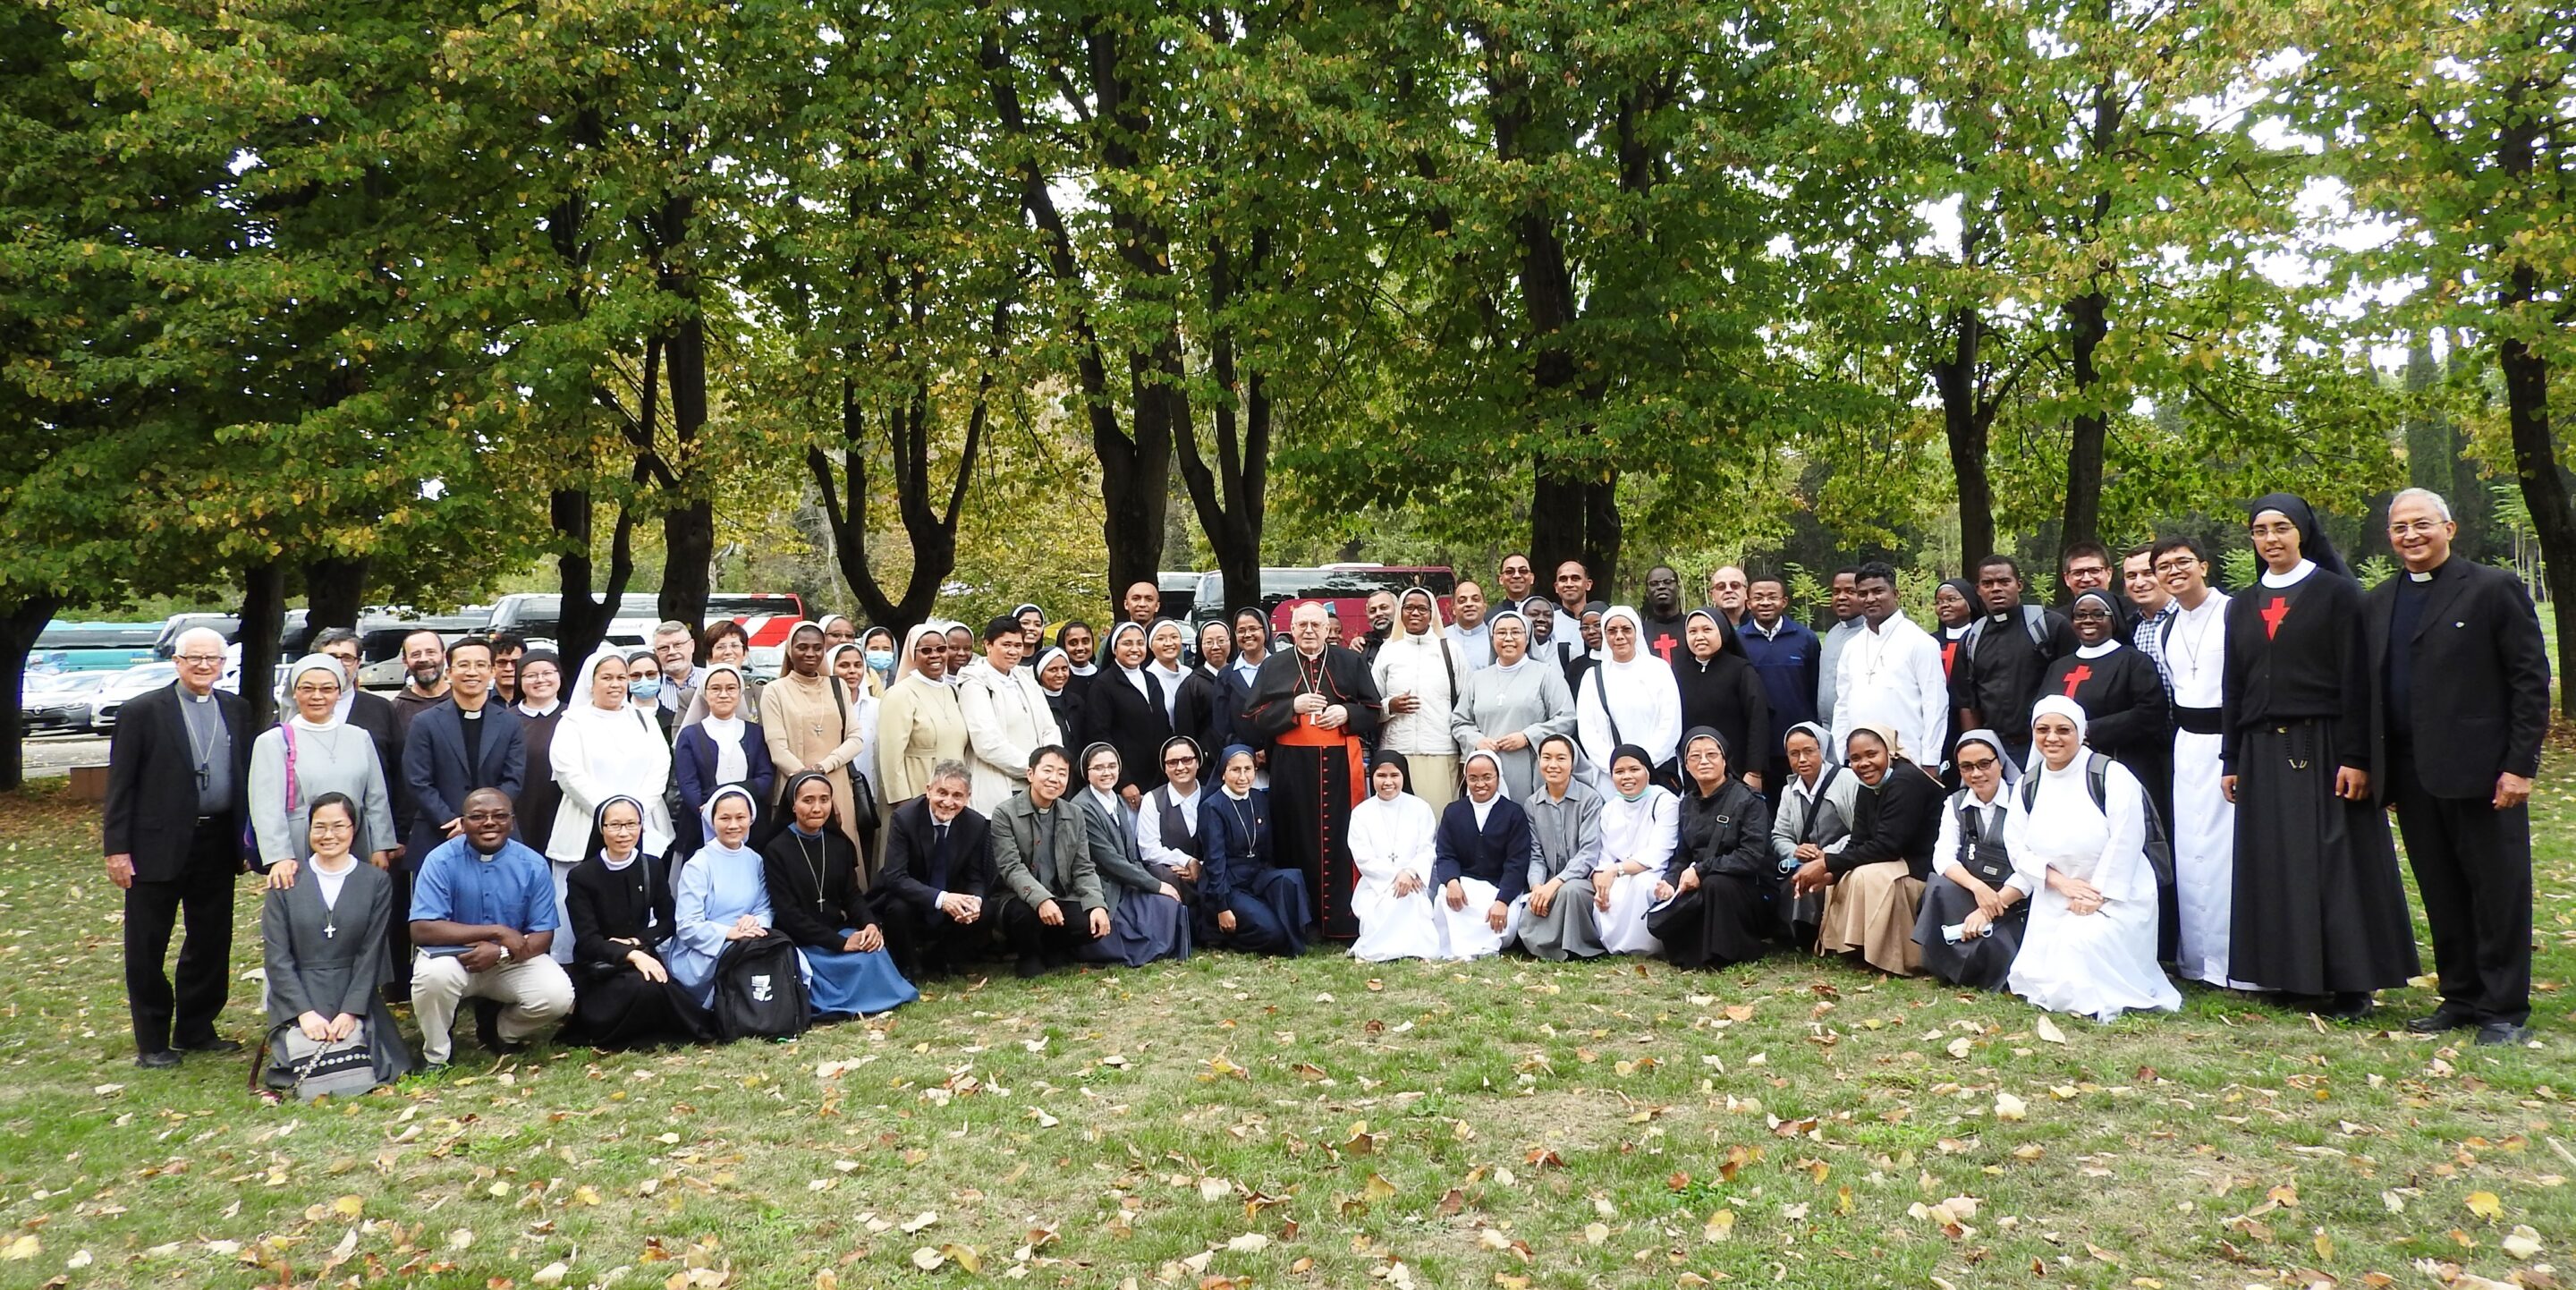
[1077,791,1160,921]
[990,792,1106,913]
[248,724,400,867]
[1769,765,1859,865]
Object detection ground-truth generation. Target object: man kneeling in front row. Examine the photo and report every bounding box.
[410,788,572,1066]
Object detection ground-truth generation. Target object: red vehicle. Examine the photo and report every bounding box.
[1187,565,1457,644]
[483,592,809,648]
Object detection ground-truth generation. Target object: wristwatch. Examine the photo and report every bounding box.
[495,943,513,963]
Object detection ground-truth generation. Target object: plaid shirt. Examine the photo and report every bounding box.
[2132,600,2180,696]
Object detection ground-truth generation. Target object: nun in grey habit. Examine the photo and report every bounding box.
[258,792,413,1091]
[1517,732,1607,961]
[1450,609,1577,802]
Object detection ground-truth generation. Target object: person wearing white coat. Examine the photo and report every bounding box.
[547,650,674,962]
[1346,751,1445,963]
[1574,607,1682,787]
[957,616,1063,814]
[2004,696,2182,1023]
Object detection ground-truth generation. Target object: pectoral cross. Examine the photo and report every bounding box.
[2059,665,2092,697]
[2260,596,2292,641]
[323,922,335,939]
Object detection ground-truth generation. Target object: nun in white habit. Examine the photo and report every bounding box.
[1592,743,1679,955]
[1573,606,1682,788]
[2004,696,2182,1023]
[1345,751,1445,962]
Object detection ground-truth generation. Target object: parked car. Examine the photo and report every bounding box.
[25,673,110,733]
[1187,565,1458,641]
[483,592,806,649]
[89,662,180,730]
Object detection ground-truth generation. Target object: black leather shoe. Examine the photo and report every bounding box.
[2319,991,2375,1021]
[2473,1023,2534,1047]
[135,1048,182,1069]
[2404,1007,2475,1034]
[1015,955,1046,979]
[176,1036,243,1054]
[472,998,510,1053]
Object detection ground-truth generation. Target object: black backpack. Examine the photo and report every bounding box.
[710,936,809,1041]
[1960,605,2053,661]
[2018,752,2175,895]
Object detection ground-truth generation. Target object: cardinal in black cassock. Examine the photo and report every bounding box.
[2222,494,2419,1015]
[1245,603,1384,938]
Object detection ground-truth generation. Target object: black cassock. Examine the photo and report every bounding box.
[1245,646,1382,938]
[2042,641,2178,959]
[2222,569,2419,995]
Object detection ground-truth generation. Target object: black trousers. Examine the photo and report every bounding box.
[386,863,415,994]
[886,904,992,975]
[2390,745,2532,1025]
[995,895,1094,963]
[124,819,239,1053]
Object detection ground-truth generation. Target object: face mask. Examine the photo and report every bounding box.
[627,677,662,700]
[865,649,894,670]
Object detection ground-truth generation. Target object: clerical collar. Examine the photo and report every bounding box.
[2407,569,2435,582]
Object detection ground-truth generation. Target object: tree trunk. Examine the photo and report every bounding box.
[300,554,370,649]
[552,487,636,664]
[2059,287,2109,550]
[1176,234,1271,618]
[0,593,63,791]
[1933,307,1996,564]
[237,562,287,730]
[2502,319,2576,717]
[657,310,712,631]
[809,369,985,639]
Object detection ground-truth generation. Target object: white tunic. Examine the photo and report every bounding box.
[2162,590,2237,987]
[1573,654,1682,778]
[2004,757,2182,1022]
[1829,614,1949,764]
[1346,793,1445,962]
[1594,787,1678,955]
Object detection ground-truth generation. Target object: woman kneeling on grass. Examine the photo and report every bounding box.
[259,793,411,1092]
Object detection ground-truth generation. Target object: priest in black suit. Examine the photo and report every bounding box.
[102,627,253,1067]
[2366,488,2551,1046]
[1244,600,1383,938]
[877,761,996,977]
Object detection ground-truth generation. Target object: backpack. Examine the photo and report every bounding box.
[710,936,809,1041]
[1960,606,2052,662]
[2018,752,2175,894]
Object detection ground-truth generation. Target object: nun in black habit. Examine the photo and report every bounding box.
[2223,493,2419,1016]
[562,794,716,1048]
[1647,727,1776,969]
[1672,610,1772,794]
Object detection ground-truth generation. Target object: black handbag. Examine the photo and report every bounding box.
[264,1023,376,1099]
[830,677,882,833]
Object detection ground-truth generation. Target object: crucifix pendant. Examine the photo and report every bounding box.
[197,767,209,791]
[323,923,335,939]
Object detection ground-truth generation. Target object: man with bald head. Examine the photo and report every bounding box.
[408,789,572,1066]
[104,626,254,1067]
[1706,566,1750,627]
[1244,601,1385,938]
[1122,581,1161,630]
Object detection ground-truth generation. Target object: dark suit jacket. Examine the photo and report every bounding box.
[344,691,410,841]
[877,795,995,922]
[1430,795,1534,905]
[1079,670,1173,795]
[2364,556,2551,801]
[103,683,252,880]
[401,699,526,861]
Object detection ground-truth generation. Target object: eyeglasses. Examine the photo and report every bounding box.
[291,683,340,696]
[174,654,224,666]
[1163,756,1198,766]
[1956,756,1999,772]
[2153,558,2199,574]
[2388,520,2446,537]
[461,810,513,824]
[309,819,354,834]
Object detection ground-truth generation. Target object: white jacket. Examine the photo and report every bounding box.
[956,657,1062,813]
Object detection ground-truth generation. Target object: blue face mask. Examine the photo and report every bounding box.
[627,676,661,700]
[864,649,894,670]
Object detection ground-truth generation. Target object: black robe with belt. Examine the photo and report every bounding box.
[1245,646,1383,938]
[2222,569,2419,994]
[1648,777,1775,969]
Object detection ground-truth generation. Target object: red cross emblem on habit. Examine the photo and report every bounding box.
[2259,596,2292,640]
[1650,632,1680,663]
[2059,665,2092,696]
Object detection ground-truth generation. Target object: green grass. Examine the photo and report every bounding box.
[1,774,2570,1290]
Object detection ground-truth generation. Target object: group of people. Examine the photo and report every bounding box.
[97,486,2550,1093]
